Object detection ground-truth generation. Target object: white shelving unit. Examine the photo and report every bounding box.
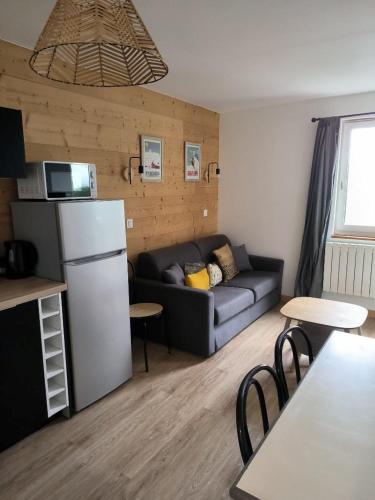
[38,293,69,418]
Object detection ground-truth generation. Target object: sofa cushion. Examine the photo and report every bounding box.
[184,261,205,275]
[232,244,253,271]
[137,242,201,281]
[211,286,254,325]
[162,262,185,286]
[219,270,280,301]
[185,268,210,290]
[208,263,223,287]
[192,234,231,263]
[213,243,239,282]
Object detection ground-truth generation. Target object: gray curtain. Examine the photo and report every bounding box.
[294,117,340,297]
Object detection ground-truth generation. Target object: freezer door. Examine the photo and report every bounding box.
[58,200,126,261]
[64,252,132,411]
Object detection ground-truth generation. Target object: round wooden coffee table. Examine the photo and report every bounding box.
[281,297,368,355]
[129,303,166,372]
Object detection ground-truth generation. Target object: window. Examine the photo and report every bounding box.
[333,117,375,238]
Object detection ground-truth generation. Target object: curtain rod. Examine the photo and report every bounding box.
[311,111,375,123]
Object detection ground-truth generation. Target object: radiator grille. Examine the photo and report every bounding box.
[323,242,375,298]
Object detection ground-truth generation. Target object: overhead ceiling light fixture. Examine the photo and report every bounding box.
[29,0,168,87]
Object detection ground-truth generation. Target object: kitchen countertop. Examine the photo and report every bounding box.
[0,276,67,312]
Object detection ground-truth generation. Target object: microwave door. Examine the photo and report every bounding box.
[45,162,92,200]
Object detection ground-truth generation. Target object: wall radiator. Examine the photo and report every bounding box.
[323,242,375,298]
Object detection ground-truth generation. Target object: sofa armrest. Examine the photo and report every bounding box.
[133,278,215,357]
[248,254,284,274]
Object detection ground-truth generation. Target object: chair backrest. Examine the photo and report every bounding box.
[274,326,313,401]
[236,364,285,464]
[128,259,136,304]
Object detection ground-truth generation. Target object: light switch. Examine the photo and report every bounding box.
[203,209,208,217]
[126,218,134,229]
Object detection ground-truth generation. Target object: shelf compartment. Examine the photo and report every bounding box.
[46,366,64,379]
[46,359,64,379]
[41,307,60,319]
[42,314,62,337]
[49,403,67,416]
[44,344,63,359]
[47,380,65,398]
[48,392,68,417]
[43,325,61,340]
[40,295,60,319]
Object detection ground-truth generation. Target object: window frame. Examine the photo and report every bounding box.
[332,116,375,239]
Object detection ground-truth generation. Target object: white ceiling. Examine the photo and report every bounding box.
[1,0,375,112]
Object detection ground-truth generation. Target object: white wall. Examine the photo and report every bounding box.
[219,91,375,296]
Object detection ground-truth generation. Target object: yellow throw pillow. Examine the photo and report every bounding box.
[185,267,210,290]
[212,243,239,282]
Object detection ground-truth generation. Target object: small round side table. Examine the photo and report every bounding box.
[129,303,168,372]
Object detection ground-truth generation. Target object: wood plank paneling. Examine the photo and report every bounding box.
[0,39,219,260]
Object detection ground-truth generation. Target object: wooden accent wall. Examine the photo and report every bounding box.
[0,40,219,259]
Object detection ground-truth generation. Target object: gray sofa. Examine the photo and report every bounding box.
[134,234,284,357]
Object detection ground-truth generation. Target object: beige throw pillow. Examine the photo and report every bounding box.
[207,263,223,287]
[212,243,239,282]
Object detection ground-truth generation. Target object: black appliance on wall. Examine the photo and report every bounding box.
[5,240,38,279]
[0,106,26,178]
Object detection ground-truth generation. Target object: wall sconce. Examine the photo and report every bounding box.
[122,156,144,184]
[205,161,221,183]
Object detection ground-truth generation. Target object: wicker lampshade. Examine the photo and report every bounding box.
[29,0,168,87]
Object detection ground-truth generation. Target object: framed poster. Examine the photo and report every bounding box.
[141,135,163,182]
[185,142,201,181]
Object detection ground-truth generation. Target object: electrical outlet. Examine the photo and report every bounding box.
[126,218,134,229]
[203,209,208,217]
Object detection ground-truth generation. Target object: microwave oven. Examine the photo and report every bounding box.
[17,161,97,200]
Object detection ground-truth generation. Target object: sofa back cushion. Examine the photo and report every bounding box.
[192,234,231,264]
[137,242,201,281]
[162,262,185,286]
[212,243,239,282]
[232,244,253,271]
[184,262,205,275]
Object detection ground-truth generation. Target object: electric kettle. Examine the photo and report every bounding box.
[4,240,38,279]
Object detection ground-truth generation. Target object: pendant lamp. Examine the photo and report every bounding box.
[29,0,168,87]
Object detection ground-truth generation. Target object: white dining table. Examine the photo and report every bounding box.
[230,331,375,500]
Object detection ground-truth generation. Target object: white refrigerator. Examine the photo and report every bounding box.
[11,200,132,411]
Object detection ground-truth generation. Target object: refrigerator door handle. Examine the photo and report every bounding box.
[64,249,126,266]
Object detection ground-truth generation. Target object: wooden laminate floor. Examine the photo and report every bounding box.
[1,307,374,500]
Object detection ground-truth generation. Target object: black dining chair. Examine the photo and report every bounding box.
[127,259,136,304]
[274,326,314,401]
[236,364,285,464]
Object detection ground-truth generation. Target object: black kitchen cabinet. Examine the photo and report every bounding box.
[0,106,26,178]
[0,300,48,452]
